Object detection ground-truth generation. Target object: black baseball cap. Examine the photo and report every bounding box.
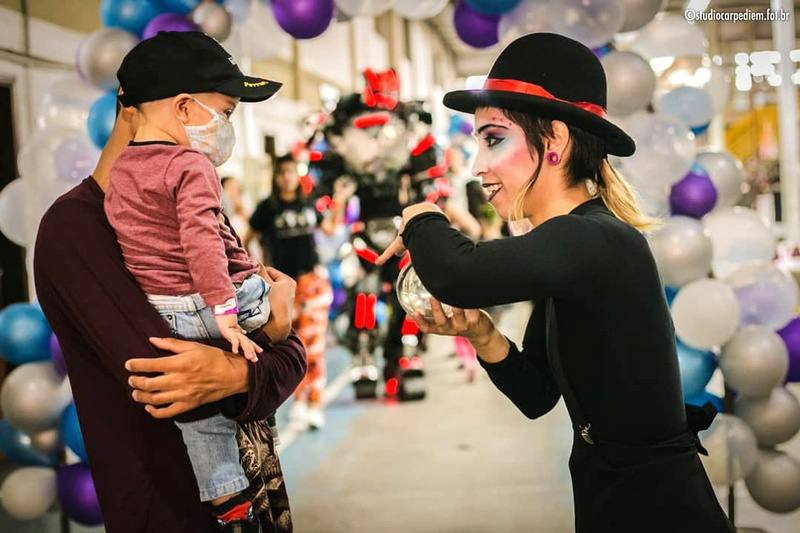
[117,31,282,107]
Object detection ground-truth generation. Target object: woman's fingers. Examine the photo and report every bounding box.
[450,306,468,331]
[375,236,406,265]
[410,312,430,333]
[429,297,450,327]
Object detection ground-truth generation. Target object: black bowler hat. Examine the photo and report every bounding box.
[443,33,635,157]
[117,31,282,107]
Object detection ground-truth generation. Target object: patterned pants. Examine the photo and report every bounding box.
[292,266,333,406]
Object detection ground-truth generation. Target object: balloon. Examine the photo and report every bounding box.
[623,112,696,190]
[602,51,656,118]
[37,75,104,131]
[454,0,500,49]
[53,135,101,186]
[77,28,139,92]
[50,333,67,377]
[547,0,626,49]
[62,404,88,462]
[654,86,714,136]
[676,339,717,398]
[778,317,800,383]
[0,420,59,467]
[619,0,665,32]
[142,13,199,40]
[30,427,64,456]
[56,464,104,526]
[397,265,453,320]
[331,287,347,310]
[498,0,550,43]
[736,387,800,447]
[703,207,775,280]
[465,0,520,16]
[698,414,759,486]
[191,1,233,41]
[0,362,72,434]
[669,167,718,218]
[392,0,448,19]
[0,467,57,520]
[672,279,740,350]
[720,326,788,398]
[695,150,743,210]
[633,181,671,218]
[271,0,335,40]
[648,215,712,287]
[87,92,119,150]
[664,284,678,306]
[0,303,52,365]
[685,390,723,413]
[725,264,798,330]
[745,449,800,513]
[335,0,391,17]
[238,0,291,60]
[159,0,206,15]
[656,56,731,114]
[225,0,251,24]
[0,179,29,247]
[627,13,708,62]
[100,0,163,37]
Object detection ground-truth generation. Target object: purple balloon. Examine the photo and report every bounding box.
[57,463,103,526]
[332,288,347,310]
[141,13,199,40]
[670,170,718,218]
[459,121,474,135]
[454,0,499,49]
[50,332,67,377]
[778,317,800,383]
[271,0,334,40]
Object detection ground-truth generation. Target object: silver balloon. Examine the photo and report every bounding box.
[696,150,743,209]
[720,326,788,398]
[30,428,63,456]
[623,112,696,189]
[397,264,452,320]
[0,363,72,434]
[77,27,139,92]
[602,51,655,118]
[672,279,740,350]
[736,387,800,447]
[648,216,712,288]
[36,75,103,131]
[703,208,775,280]
[192,2,233,41]
[392,0,447,19]
[745,449,800,513]
[632,181,671,218]
[726,263,799,330]
[653,86,714,133]
[627,13,707,62]
[698,414,759,486]
[335,0,391,17]
[499,0,551,43]
[619,0,666,32]
[656,56,731,114]
[0,467,57,520]
[547,0,626,49]
[0,179,29,247]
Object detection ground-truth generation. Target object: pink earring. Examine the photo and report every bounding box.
[546,151,560,165]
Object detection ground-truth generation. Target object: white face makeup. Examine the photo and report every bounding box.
[472,107,538,221]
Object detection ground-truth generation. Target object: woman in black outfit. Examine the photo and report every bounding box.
[378,34,734,532]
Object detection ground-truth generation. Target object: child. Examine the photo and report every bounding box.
[106,31,283,533]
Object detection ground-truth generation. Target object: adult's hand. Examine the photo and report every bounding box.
[375,202,444,265]
[257,264,295,341]
[126,337,249,419]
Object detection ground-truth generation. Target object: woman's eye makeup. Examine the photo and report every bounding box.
[482,133,504,148]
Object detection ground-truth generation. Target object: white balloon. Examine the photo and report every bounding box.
[0,467,57,520]
[0,179,29,247]
[238,0,290,60]
[547,0,626,49]
[699,414,759,486]
[77,27,139,92]
[725,263,799,330]
[672,278,740,349]
[499,0,551,43]
[0,362,72,434]
[619,0,666,32]
[627,13,708,61]
[602,51,656,117]
[736,387,800,447]
[656,56,731,114]
[720,326,789,398]
[696,150,743,209]
[623,112,696,189]
[653,86,714,132]
[703,207,775,280]
[191,2,233,41]
[336,0,391,17]
[392,0,447,19]
[745,449,800,513]
[36,75,103,131]
[648,215,712,287]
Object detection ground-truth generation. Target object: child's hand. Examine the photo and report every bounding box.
[214,313,263,363]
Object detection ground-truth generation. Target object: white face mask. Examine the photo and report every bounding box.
[183,98,235,167]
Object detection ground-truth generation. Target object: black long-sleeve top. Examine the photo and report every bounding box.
[403,198,687,445]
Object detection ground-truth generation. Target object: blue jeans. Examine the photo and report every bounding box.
[146,273,271,501]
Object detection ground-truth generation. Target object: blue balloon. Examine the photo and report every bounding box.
[62,404,88,462]
[375,300,388,326]
[0,420,59,467]
[0,303,52,365]
[665,285,678,306]
[87,93,118,150]
[676,339,717,399]
[101,0,164,36]
[328,261,344,289]
[685,390,724,414]
[159,0,222,16]
[465,0,520,16]
[691,123,710,136]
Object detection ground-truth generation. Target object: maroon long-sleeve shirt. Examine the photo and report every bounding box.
[33,177,307,533]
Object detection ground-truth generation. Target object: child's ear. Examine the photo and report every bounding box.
[173,94,194,124]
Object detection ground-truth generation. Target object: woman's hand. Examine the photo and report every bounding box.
[409,297,494,342]
[376,202,444,265]
[126,337,250,418]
